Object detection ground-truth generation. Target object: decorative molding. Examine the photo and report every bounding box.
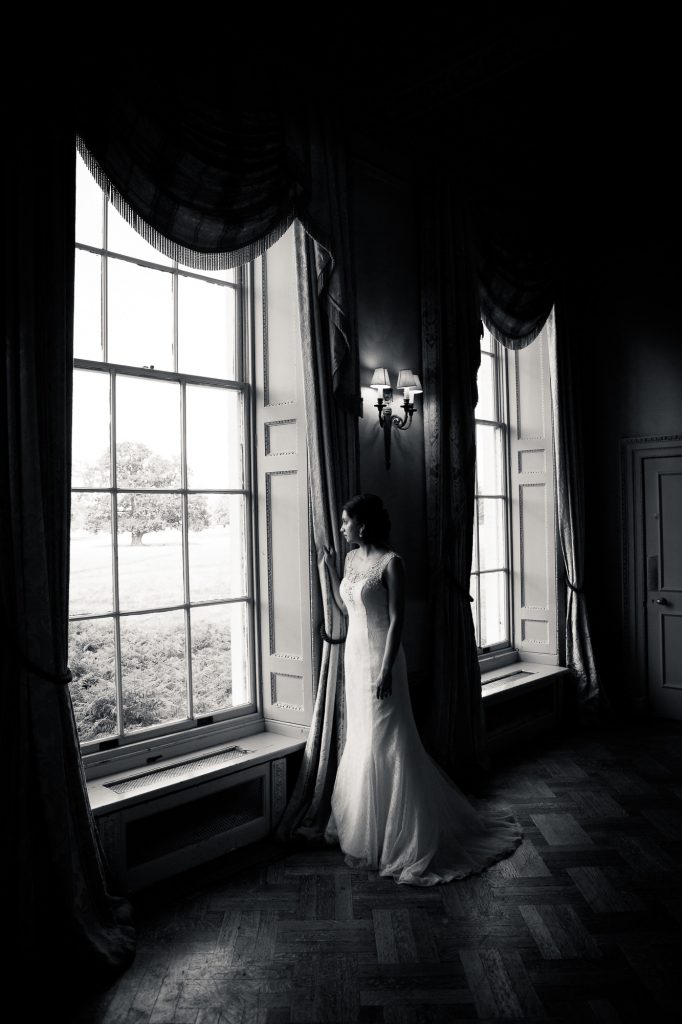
[514,342,546,442]
[509,323,557,657]
[261,256,269,407]
[521,619,550,644]
[620,434,682,707]
[270,672,305,712]
[265,469,300,659]
[261,243,296,410]
[661,615,682,690]
[518,449,546,474]
[264,419,297,457]
[519,482,548,610]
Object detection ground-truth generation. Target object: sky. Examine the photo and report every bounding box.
[73,153,242,491]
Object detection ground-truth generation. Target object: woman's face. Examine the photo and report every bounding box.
[340,509,362,545]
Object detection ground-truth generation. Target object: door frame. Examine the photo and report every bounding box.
[620,434,682,713]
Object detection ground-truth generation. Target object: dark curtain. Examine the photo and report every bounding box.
[420,178,489,785]
[276,220,359,841]
[477,201,555,350]
[549,301,600,704]
[2,57,357,986]
[2,107,135,994]
[276,116,360,839]
[76,58,301,271]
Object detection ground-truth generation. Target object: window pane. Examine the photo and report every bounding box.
[108,260,174,370]
[178,276,235,380]
[72,369,110,486]
[188,495,246,601]
[191,602,250,716]
[186,386,242,489]
[70,493,113,616]
[116,377,181,484]
[117,494,184,610]
[471,578,480,648]
[107,204,173,266]
[476,424,504,494]
[76,152,103,249]
[69,618,117,742]
[478,498,506,571]
[176,256,236,284]
[471,502,479,572]
[480,329,494,354]
[476,353,495,420]
[480,571,508,648]
[120,611,187,732]
[74,250,102,361]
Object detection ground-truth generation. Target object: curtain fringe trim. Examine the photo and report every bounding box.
[480,307,549,350]
[76,137,294,271]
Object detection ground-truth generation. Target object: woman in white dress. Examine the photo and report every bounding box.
[322,493,522,886]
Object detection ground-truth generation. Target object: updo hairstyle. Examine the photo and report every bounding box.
[343,493,391,547]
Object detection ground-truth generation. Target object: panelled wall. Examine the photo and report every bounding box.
[254,230,313,731]
[507,325,559,663]
[349,154,429,678]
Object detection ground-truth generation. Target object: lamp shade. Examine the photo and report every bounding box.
[370,367,391,389]
[397,369,423,395]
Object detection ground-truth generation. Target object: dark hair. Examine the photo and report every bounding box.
[342,493,391,546]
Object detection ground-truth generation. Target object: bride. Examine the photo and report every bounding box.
[321,493,522,886]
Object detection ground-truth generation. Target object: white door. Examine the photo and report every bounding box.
[645,454,682,719]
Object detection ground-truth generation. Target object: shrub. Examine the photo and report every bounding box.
[69,616,234,742]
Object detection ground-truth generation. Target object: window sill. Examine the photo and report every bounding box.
[478,647,519,673]
[82,708,310,783]
[481,661,569,702]
[87,727,306,816]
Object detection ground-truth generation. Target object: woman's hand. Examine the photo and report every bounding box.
[321,544,337,574]
[376,669,392,700]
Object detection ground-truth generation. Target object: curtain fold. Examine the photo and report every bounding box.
[477,202,555,349]
[548,302,600,704]
[76,60,300,271]
[420,177,489,785]
[2,110,136,992]
[275,211,359,841]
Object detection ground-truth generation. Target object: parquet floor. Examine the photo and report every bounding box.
[70,720,682,1023]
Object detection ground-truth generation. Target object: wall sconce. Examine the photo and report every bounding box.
[370,368,423,469]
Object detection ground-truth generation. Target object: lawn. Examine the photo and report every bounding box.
[69,530,250,743]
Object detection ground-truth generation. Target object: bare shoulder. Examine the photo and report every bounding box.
[384,552,405,580]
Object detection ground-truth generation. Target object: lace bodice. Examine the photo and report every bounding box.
[339,548,395,613]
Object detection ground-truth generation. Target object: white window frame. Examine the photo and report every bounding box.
[507,319,559,665]
[478,319,559,678]
[473,331,515,664]
[73,163,313,780]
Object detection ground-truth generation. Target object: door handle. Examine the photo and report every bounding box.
[654,598,670,605]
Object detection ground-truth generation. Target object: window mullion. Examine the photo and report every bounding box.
[180,360,194,721]
[110,370,124,739]
[102,193,108,363]
[474,333,512,656]
[474,493,481,646]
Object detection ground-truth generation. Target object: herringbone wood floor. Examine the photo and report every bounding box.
[70,720,682,1023]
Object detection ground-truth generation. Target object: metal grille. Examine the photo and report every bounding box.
[126,777,264,866]
[104,745,250,795]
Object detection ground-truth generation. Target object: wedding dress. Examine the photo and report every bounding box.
[324,548,522,886]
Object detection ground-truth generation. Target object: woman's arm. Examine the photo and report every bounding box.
[321,545,348,614]
[376,555,405,700]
